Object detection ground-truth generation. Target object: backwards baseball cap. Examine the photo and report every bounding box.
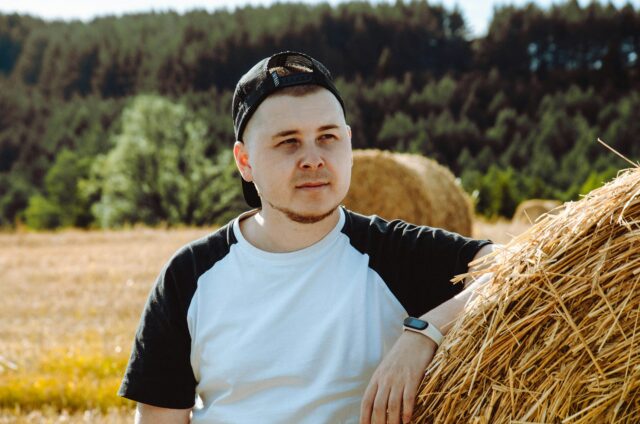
[231,50,346,208]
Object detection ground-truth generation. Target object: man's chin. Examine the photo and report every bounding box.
[267,201,339,224]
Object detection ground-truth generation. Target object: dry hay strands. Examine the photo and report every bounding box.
[412,167,640,424]
[343,149,473,236]
[513,199,564,225]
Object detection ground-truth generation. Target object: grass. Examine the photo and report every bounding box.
[0,220,529,422]
[0,407,134,423]
[0,344,129,410]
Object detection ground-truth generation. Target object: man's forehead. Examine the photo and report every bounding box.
[246,91,345,139]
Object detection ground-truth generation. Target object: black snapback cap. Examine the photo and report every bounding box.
[232,51,346,208]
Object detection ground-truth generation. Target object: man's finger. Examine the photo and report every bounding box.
[359,382,377,424]
[402,380,419,424]
[371,384,390,424]
[386,385,404,424]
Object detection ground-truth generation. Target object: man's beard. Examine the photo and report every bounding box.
[266,200,339,224]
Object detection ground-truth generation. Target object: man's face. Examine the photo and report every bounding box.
[234,88,352,222]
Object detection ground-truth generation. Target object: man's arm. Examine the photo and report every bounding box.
[135,402,191,424]
[463,243,496,286]
[360,243,499,424]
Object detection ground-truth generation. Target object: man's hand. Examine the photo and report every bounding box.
[360,331,437,424]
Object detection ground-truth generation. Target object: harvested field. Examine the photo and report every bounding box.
[0,227,214,421]
[472,217,531,245]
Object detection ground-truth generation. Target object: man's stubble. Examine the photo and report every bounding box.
[266,199,341,224]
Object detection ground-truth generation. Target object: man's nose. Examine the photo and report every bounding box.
[299,145,325,170]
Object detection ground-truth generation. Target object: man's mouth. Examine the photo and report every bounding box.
[296,182,330,189]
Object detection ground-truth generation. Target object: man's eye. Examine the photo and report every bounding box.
[279,139,298,146]
[320,134,336,141]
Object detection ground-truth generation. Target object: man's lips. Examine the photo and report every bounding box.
[296,182,330,189]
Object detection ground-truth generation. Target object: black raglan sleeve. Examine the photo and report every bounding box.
[117,247,199,409]
[343,210,492,317]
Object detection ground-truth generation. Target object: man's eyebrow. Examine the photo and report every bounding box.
[271,129,299,140]
[271,125,340,140]
[317,124,339,132]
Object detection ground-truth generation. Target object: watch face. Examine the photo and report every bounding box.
[404,317,428,330]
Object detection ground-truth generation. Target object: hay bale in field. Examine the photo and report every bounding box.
[412,166,640,424]
[512,198,563,224]
[343,149,473,236]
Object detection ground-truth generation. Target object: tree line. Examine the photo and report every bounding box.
[1,0,639,228]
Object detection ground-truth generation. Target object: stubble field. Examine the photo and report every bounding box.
[0,219,527,423]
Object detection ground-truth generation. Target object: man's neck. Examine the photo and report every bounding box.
[239,207,341,253]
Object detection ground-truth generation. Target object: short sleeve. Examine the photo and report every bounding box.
[118,250,198,409]
[342,209,492,317]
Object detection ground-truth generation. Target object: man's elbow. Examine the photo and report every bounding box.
[471,243,498,268]
[465,243,501,285]
[135,402,192,424]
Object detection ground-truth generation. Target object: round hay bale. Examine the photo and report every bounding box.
[412,166,640,423]
[343,149,473,236]
[513,198,563,224]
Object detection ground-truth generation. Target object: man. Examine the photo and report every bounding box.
[118,51,494,424]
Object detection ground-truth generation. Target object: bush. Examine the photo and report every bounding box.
[24,195,63,229]
[91,94,245,227]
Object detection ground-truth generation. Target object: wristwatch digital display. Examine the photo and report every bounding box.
[403,317,443,347]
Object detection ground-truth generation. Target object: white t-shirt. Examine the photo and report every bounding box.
[119,206,490,423]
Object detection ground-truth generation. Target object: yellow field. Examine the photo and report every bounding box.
[0,220,527,423]
[0,227,215,422]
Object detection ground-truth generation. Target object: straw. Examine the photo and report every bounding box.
[412,165,640,423]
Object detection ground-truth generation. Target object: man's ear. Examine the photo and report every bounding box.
[233,141,253,182]
[346,125,353,167]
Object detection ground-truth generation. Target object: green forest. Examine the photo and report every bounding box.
[1,0,639,229]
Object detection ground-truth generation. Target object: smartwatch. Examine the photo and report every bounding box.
[403,317,443,347]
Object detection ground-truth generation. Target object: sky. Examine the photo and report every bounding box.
[0,0,638,38]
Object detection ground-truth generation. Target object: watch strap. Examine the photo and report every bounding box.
[403,318,443,347]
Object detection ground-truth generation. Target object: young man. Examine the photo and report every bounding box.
[118,51,494,424]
